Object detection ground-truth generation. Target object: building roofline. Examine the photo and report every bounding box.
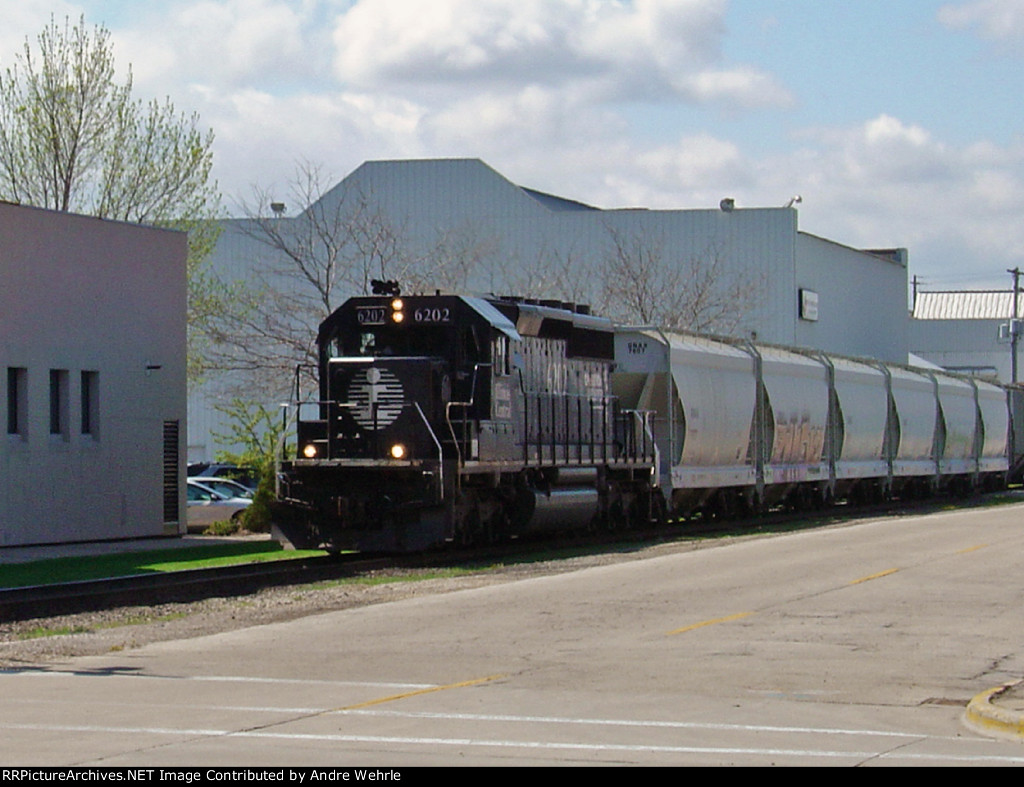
[0,199,185,236]
[799,231,907,266]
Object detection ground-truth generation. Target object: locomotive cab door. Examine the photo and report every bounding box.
[476,332,520,462]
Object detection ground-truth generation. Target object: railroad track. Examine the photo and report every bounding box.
[3,490,1019,624]
[0,542,529,624]
[0,554,384,623]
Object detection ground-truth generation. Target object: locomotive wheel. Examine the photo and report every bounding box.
[606,498,626,531]
[650,492,668,527]
[457,507,481,546]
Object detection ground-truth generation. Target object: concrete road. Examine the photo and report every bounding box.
[3,503,1024,766]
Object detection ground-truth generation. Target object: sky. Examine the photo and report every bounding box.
[2,0,1023,290]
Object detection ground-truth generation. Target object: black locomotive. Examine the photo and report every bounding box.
[273,287,659,552]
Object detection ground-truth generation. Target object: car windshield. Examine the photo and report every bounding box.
[187,483,220,501]
[198,479,253,499]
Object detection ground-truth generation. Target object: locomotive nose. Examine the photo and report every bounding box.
[346,364,405,430]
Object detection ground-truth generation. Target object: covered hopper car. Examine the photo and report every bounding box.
[272,291,1012,552]
[614,328,1010,519]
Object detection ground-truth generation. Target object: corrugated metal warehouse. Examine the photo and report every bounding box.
[191,158,910,461]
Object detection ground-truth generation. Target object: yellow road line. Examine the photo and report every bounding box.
[848,568,899,585]
[339,674,507,710]
[958,544,988,554]
[666,612,753,636]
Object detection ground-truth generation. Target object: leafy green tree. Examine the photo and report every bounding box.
[0,15,221,380]
[212,399,292,533]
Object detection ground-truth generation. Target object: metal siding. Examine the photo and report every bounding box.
[758,347,829,468]
[667,334,757,470]
[976,381,1010,468]
[795,233,908,364]
[934,374,976,465]
[830,357,889,464]
[913,291,1016,320]
[888,367,937,469]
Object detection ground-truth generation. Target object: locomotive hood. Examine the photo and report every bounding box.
[316,294,521,347]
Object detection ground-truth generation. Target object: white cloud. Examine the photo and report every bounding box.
[202,87,429,208]
[5,2,1021,288]
[112,0,332,95]
[332,0,791,108]
[761,116,1024,286]
[679,67,793,109]
[939,0,1024,42]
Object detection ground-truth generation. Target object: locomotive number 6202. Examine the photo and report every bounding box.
[414,307,451,323]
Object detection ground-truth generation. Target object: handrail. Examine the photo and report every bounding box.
[445,363,491,472]
[623,408,660,477]
[414,401,445,503]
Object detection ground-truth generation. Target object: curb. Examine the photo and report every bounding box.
[964,680,1024,742]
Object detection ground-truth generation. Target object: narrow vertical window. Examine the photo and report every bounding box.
[49,369,69,437]
[7,367,27,437]
[81,370,99,436]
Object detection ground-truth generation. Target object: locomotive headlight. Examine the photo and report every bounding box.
[389,443,407,460]
[391,310,404,323]
[390,298,404,323]
[302,443,318,459]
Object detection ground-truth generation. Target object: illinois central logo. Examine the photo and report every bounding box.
[347,366,404,429]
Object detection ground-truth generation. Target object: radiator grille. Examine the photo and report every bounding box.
[163,420,180,523]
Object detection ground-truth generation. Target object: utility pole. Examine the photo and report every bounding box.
[1010,267,1022,383]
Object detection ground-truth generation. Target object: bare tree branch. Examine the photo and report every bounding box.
[598,223,764,334]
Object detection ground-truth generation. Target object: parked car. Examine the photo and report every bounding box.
[187,463,259,492]
[186,479,252,532]
[191,476,254,500]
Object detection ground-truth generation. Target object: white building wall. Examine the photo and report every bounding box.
[795,235,908,363]
[909,291,1021,383]
[314,160,806,346]
[1,202,187,546]
[910,318,1010,381]
[187,222,275,461]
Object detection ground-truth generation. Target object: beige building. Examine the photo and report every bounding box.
[1,201,187,546]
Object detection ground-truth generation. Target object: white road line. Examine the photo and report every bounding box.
[0,696,973,743]
[332,708,953,740]
[0,698,956,741]
[3,723,1024,764]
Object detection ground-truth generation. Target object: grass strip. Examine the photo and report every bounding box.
[0,541,325,589]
